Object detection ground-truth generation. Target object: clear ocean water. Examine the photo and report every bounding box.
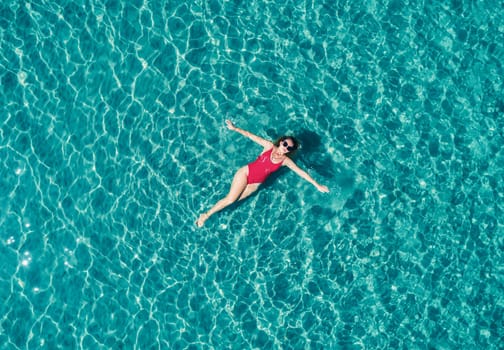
[1,0,503,349]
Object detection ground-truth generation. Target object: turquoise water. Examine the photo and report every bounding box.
[1,0,503,348]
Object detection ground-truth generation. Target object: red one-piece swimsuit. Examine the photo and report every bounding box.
[247,148,284,184]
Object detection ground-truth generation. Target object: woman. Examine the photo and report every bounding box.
[196,120,330,227]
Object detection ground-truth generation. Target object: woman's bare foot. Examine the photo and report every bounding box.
[196,213,209,227]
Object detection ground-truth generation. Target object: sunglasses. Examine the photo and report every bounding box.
[282,140,295,152]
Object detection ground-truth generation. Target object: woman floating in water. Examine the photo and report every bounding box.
[196,120,330,227]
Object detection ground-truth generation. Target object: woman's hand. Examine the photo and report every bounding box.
[225,120,236,131]
[316,184,330,193]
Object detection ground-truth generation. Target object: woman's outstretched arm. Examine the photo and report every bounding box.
[226,120,272,149]
[283,157,330,192]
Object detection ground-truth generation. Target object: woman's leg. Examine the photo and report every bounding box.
[196,166,249,227]
[238,183,260,201]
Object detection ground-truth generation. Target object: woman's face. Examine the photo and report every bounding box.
[279,138,295,154]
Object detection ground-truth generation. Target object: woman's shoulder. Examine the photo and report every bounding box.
[281,156,294,166]
[261,142,274,152]
[265,141,274,148]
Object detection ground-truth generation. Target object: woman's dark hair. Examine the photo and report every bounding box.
[274,136,300,156]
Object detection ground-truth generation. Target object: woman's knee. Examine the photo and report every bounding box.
[224,199,235,207]
[224,193,240,205]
